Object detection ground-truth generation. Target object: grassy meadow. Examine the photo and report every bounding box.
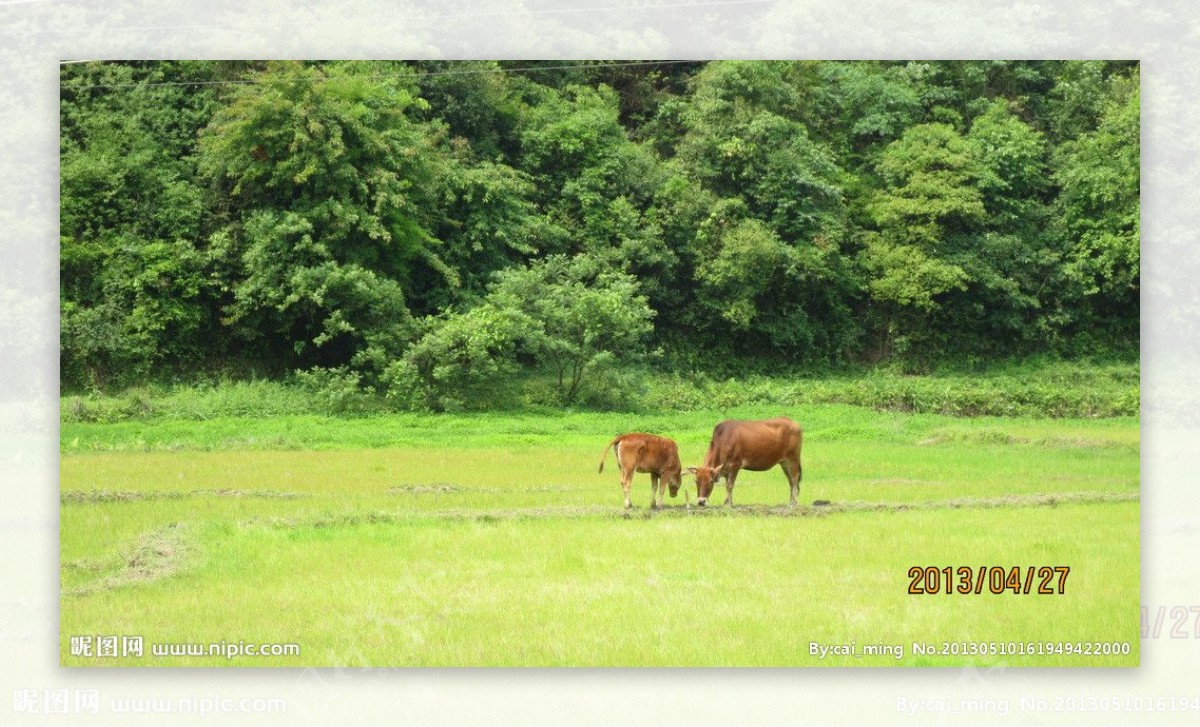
[59,390,1140,667]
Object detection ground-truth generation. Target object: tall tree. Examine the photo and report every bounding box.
[668,61,859,364]
[861,123,983,357]
[1053,69,1140,345]
[198,61,447,375]
[516,83,674,309]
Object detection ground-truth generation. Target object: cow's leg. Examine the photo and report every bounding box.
[781,458,801,507]
[723,468,739,506]
[650,474,661,509]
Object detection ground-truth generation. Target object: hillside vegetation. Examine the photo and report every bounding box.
[61,61,1139,409]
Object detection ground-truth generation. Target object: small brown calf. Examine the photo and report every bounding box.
[598,433,683,509]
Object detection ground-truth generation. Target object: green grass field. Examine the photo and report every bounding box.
[60,404,1139,666]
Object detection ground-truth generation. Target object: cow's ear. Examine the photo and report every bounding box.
[686,466,698,474]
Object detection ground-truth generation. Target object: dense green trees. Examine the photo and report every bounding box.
[60,60,1140,399]
[60,61,220,387]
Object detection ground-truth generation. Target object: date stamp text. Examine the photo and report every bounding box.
[908,566,1070,595]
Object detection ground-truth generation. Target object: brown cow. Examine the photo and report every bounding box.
[687,417,802,507]
[598,433,683,509]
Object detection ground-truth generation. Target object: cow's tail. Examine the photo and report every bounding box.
[598,436,622,473]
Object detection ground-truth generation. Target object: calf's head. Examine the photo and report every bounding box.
[686,464,723,506]
[667,471,682,498]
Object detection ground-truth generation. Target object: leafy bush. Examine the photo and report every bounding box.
[291,367,385,416]
[389,254,656,410]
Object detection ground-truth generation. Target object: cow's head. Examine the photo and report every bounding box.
[686,464,723,506]
[666,471,683,499]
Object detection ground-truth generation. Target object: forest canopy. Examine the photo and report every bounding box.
[60,60,1140,404]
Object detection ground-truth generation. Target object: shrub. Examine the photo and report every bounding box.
[291,367,383,416]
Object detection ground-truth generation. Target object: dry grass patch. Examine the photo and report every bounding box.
[65,523,193,596]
